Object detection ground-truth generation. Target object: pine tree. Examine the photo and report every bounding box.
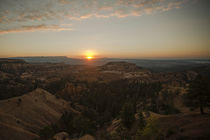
[184,75,210,114]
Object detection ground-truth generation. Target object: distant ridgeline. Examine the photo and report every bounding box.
[8,56,210,72]
[0,58,26,64]
[9,56,83,64]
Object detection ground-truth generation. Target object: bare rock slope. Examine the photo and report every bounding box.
[0,88,72,140]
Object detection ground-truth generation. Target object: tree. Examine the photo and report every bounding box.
[120,103,135,129]
[137,111,146,130]
[184,75,210,114]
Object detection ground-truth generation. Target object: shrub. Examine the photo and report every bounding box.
[39,124,58,140]
[136,119,163,140]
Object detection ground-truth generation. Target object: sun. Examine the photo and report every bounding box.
[84,50,95,60]
[86,56,93,60]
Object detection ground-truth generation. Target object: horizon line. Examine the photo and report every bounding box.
[1,56,210,60]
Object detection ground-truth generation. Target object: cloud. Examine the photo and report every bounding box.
[60,23,72,26]
[58,0,71,4]
[0,24,72,34]
[0,0,189,34]
[99,6,113,11]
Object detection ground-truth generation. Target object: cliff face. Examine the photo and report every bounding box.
[99,61,146,72]
[99,62,198,86]
[0,59,28,74]
[152,71,198,87]
[0,59,26,64]
[0,88,73,140]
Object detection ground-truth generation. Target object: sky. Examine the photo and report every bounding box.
[0,0,209,59]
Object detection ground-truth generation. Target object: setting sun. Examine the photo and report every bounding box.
[84,50,95,60]
[86,56,93,60]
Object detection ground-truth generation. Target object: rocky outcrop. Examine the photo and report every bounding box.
[53,132,71,140]
[79,134,95,140]
[99,62,146,72]
[0,58,26,64]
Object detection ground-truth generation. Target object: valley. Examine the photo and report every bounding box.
[0,58,210,140]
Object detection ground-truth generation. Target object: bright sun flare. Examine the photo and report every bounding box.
[86,56,93,60]
[85,50,95,60]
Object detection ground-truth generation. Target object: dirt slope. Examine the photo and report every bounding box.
[158,112,210,139]
[0,88,72,140]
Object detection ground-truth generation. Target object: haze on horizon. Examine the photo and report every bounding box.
[0,0,209,59]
